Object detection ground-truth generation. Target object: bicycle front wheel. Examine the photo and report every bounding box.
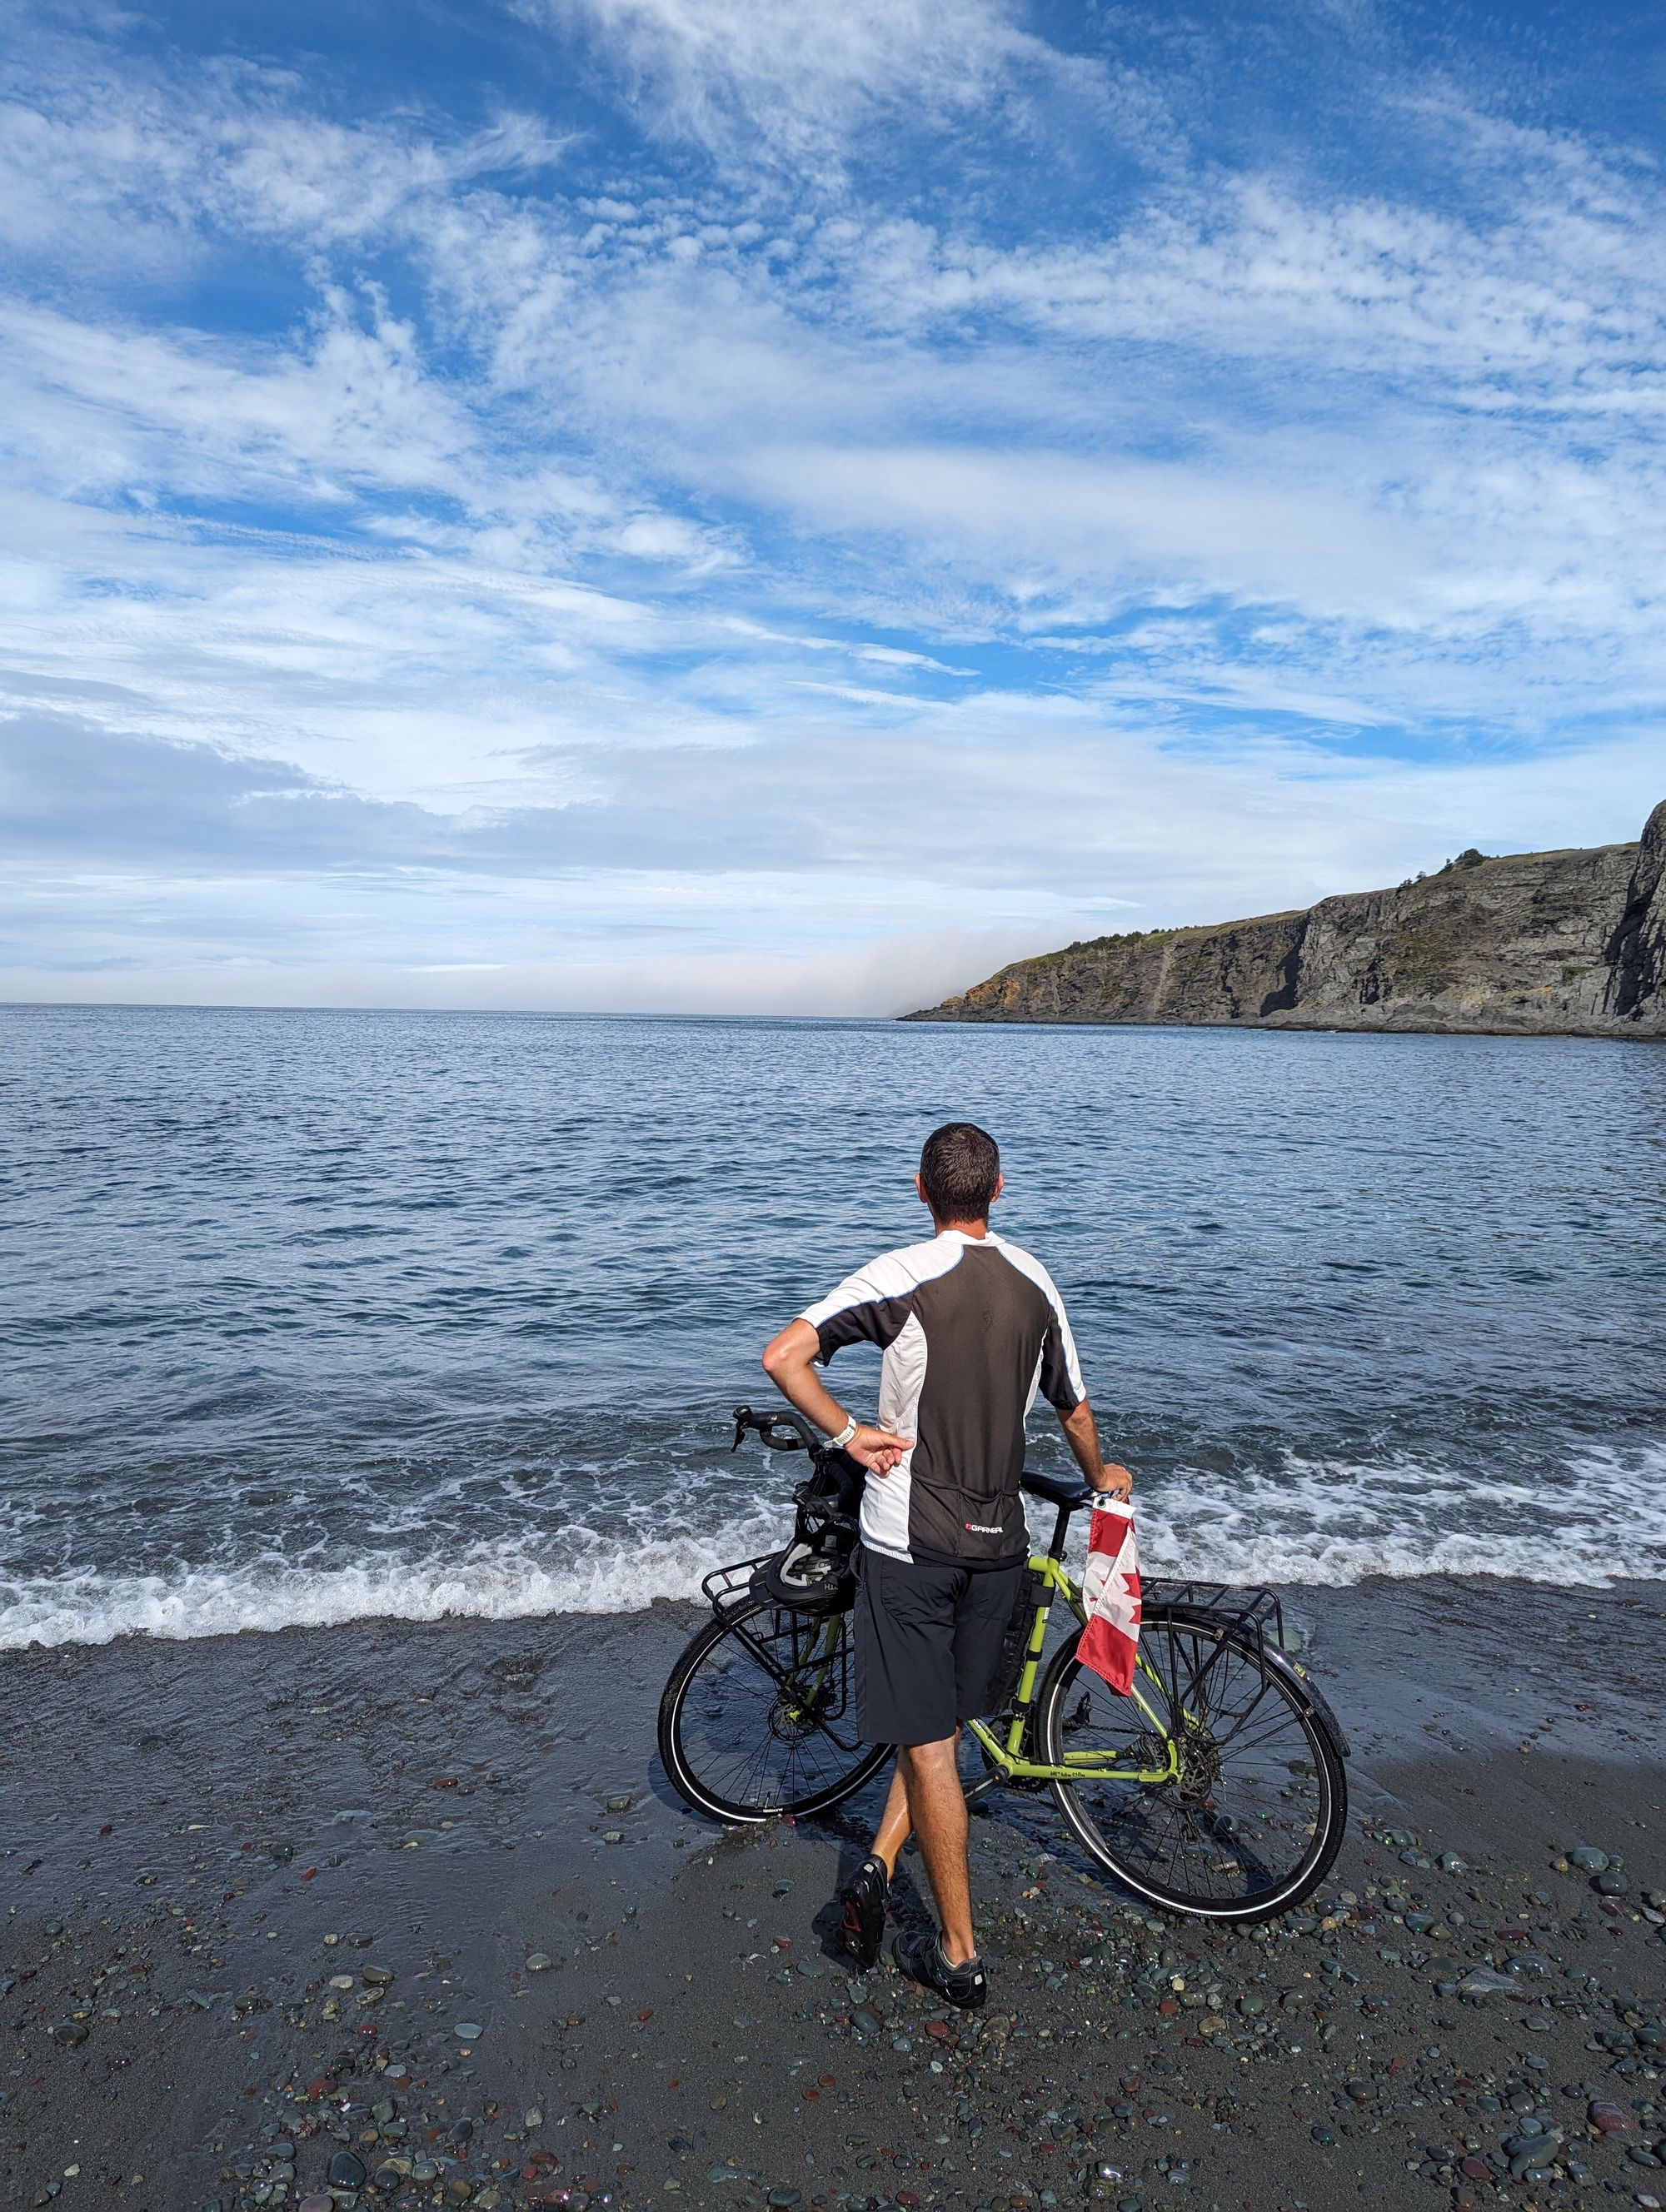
[1040,1603,1347,1922]
[659,1597,892,1824]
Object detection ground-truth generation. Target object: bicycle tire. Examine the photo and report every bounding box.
[659,1596,892,1824]
[1039,1602,1347,1923]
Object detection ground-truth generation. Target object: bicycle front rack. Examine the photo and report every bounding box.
[701,1554,775,1615]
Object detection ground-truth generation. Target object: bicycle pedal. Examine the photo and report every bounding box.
[961,1771,1004,1806]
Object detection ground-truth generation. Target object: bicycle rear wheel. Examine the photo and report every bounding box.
[1039,1602,1347,1921]
[659,1597,891,1823]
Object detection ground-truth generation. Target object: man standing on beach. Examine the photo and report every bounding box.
[761,1122,1131,2008]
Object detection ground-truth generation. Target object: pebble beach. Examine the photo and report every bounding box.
[4,1576,1664,2212]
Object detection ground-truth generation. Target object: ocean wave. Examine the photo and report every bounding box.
[0,1507,784,1650]
[1127,1442,1666,1590]
[3,1446,1663,1649]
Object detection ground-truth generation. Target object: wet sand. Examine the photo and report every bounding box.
[3,1578,1664,2212]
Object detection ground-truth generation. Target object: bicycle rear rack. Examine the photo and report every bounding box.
[1141,1578,1288,1652]
[1140,1579,1348,1756]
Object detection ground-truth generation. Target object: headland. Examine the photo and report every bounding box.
[906,801,1666,1038]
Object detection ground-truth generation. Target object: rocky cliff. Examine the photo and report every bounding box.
[905,800,1666,1038]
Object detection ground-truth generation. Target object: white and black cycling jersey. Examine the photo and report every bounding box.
[799,1229,1085,1568]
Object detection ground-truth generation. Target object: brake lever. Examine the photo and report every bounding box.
[728,1404,808,1453]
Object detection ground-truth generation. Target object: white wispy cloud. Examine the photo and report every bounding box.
[0,1,1663,1012]
[533,0,1096,177]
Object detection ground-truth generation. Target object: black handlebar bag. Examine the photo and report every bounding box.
[755,1452,863,1613]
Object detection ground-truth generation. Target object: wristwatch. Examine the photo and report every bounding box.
[827,1415,859,1452]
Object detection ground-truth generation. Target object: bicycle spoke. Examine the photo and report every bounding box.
[666,1600,885,1820]
[1045,1609,1341,1916]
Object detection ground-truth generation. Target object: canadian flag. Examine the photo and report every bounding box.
[1078,1495,1142,1695]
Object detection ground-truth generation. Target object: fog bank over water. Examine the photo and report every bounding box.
[0,923,1071,1020]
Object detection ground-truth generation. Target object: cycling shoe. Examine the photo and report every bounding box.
[838,1854,890,1971]
[891,1929,987,2010]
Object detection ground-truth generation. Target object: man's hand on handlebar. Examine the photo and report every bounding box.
[1058,1397,1133,1502]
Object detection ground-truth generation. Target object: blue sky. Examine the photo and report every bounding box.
[2,0,1664,1014]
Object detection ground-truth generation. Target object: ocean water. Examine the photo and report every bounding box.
[2,1004,1664,1650]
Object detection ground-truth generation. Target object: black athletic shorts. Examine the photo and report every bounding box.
[852,1546,1025,1746]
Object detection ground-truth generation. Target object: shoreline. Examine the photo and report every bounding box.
[900,1012,1666,1042]
[10,1502,1666,1654]
[4,1578,1664,2212]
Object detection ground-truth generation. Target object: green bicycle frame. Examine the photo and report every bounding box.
[962,1550,1177,1786]
[791,1612,848,1715]
[766,1502,1179,1783]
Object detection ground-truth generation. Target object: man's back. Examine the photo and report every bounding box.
[801,1228,1084,1567]
[762,1118,1127,2005]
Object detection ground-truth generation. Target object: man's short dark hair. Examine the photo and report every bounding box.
[920,1122,1000,1222]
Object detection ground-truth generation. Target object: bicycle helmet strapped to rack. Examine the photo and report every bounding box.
[754,1452,863,1613]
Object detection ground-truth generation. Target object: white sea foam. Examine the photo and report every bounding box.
[3,1447,1663,1650]
[0,1507,784,1651]
[1124,1442,1666,1591]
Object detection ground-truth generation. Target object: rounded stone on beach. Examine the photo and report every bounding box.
[47,2021,88,2045]
[362,1964,394,1985]
[526,1952,552,1972]
[455,2020,482,2040]
[327,2150,367,2187]
[298,2196,333,2212]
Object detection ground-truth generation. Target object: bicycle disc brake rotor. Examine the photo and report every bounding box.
[766,1681,821,1746]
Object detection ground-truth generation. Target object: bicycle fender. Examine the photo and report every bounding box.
[1279,1657,1349,1760]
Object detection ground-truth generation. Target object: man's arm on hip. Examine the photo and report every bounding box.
[761,1318,913,1475]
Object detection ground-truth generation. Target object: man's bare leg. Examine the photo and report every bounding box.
[870,1761,912,1876]
[871,1722,962,1874]
[897,1735,975,1963]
